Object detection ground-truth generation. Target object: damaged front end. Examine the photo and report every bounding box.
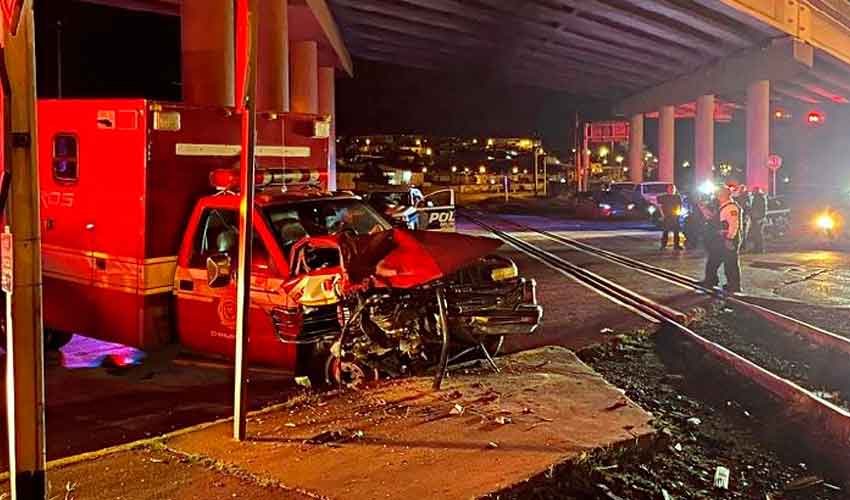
[279,228,542,386]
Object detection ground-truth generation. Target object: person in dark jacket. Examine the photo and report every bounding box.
[657,185,683,250]
[732,184,751,250]
[749,186,768,253]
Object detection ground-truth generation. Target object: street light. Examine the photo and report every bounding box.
[512,166,519,174]
[451,166,457,173]
[421,167,428,173]
[479,165,486,173]
[615,155,624,165]
[682,161,690,168]
[598,146,610,158]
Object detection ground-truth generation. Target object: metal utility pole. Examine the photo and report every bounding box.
[233,0,258,442]
[532,150,539,197]
[3,3,48,498]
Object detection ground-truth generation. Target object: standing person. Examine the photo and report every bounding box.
[702,186,743,293]
[749,186,768,253]
[733,184,751,251]
[658,185,683,250]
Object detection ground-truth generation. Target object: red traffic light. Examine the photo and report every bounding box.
[807,110,826,126]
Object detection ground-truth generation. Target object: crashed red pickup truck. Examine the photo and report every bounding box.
[36,99,542,383]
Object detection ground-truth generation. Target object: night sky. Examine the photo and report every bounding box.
[31,0,850,187]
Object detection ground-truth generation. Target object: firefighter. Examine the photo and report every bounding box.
[657,184,683,250]
[749,186,768,253]
[702,186,742,293]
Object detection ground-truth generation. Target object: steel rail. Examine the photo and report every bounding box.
[465,209,850,359]
[462,210,850,476]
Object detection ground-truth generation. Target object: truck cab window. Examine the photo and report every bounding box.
[191,208,273,274]
[52,134,79,183]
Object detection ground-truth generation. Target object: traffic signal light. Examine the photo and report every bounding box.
[807,110,826,127]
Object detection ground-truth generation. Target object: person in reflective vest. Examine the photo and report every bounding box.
[702,186,742,293]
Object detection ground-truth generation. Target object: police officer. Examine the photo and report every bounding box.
[733,184,751,250]
[702,186,743,293]
[749,186,768,253]
[657,185,683,250]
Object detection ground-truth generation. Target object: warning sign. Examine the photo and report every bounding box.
[1,0,23,35]
[1,229,12,293]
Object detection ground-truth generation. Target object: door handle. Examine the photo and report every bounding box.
[178,280,194,291]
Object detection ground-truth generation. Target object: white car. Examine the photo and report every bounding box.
[613,181,674,207]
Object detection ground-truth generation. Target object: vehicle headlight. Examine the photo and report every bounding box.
[816,213,836,230]
[491,263,519,281]
[598,203,612,210]
[627,203,635,210]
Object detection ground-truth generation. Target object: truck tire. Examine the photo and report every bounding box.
[45,329,73,351]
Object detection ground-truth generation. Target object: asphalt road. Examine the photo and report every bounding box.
[1,209,847,469]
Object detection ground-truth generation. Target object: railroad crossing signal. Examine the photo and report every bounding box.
[767,154,783,171]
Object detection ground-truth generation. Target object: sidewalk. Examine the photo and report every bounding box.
[1,347,654,500]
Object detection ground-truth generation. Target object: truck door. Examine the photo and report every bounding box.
[416,189,456,231]
[174,206,285,365]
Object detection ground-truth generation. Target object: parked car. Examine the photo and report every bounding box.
[359,186,456,231]
[574,191,642,219]
[614,181,675,208]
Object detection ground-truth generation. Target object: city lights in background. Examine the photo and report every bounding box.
[699,180,717,195]
[451,166,457,173]
[421,167,428,173]
[773,107,792,122]
[512,166,520,174]
[682,161,690,168]
[479,165,486,173]
[598,145,610,158]
[615,155,624,165]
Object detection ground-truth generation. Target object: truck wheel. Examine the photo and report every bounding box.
[324,355,378,388]
[45,329,73,351]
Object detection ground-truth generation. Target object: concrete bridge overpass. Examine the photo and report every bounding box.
[73,0,850,189]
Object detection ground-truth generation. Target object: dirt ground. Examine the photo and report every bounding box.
[505,323,849,500]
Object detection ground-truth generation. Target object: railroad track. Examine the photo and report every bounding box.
[460,208,850,476]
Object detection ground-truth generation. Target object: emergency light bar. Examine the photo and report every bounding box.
[210,168,324,192]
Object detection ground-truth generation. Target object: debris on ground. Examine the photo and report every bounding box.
[488,325,846,499]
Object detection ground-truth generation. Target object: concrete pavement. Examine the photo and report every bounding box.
[0,347,654,499]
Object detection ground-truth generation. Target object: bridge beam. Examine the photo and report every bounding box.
[615,37,813,116]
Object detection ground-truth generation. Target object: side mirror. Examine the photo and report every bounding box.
[206,253,232,288]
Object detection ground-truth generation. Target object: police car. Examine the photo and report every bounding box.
[359,186,456,231]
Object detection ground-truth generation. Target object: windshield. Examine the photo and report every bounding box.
[264,198,392,255]
[644,184,672,194]
[369,191,412,207]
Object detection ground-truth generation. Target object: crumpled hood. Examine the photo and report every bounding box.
[340,228,503,289]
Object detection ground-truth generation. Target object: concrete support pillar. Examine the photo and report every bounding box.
[658,105,675,183]
[628,114,644,183]
[319,67,337,190]
[747,80,770,190]
[291,41,318,114]
[695,94,715,188]
[181,0,235,107]
[257,0,289,111]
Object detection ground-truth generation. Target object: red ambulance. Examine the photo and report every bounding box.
[35,99,542,381]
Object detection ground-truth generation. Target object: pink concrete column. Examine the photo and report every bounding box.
[181,0,235,107]
[658,105,675,183]
[695,94,715,188]
[747,80,770,190]
[291,41,318,114]
[257,0,289,111]
[319,66,337,190]
[628,114,644,183]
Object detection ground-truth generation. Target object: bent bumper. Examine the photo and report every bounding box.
[450,278,543,337]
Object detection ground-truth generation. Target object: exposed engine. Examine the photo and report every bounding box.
[327,254,541,386]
